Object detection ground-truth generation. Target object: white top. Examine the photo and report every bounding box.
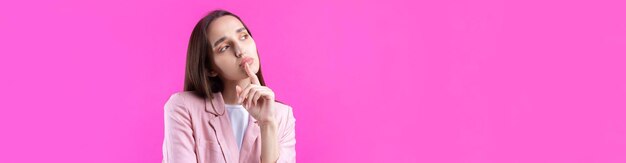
[224,104,249,151]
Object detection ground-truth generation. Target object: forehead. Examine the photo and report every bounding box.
[207,15,245,43]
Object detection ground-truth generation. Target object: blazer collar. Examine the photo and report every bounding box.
[205,92,261,162]
[205,92,226,116]
[239,114,261,162]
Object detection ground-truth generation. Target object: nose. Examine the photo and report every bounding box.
[233,42,244,58]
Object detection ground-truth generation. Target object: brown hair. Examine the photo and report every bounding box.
[184,10,267,100]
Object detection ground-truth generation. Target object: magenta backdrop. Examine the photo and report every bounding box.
[1,0,625,162]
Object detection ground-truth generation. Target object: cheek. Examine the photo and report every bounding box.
[213,56,237,72]
[246,39,258,54]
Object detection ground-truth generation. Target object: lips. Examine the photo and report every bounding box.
[240,57,253,67]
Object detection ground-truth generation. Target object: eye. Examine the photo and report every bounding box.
[219,45,230,52]
[240,34,249,40]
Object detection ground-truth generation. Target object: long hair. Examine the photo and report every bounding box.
[183,10,267,100]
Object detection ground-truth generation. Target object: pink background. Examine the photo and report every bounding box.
[1,0,625,162]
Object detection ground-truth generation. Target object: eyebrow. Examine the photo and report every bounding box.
[212,27,248,47]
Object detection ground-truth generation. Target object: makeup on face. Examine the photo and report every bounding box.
[240,57,254,67]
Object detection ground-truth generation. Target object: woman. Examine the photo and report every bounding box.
[162,10,296,163]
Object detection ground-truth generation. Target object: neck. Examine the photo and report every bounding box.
[222,78,251,105]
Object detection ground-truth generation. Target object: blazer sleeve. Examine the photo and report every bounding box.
[276,106,297,163]
[162,93,197,163]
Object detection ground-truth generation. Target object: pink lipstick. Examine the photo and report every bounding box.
[240,57,253,67]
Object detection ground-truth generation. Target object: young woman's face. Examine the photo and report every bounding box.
[207,15,259,81]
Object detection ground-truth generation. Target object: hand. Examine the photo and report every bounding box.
[236,62,276,124]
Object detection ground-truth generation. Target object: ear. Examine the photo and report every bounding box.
[207,71,218,77]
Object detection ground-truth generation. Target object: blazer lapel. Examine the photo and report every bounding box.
[206,93,241,163]
[239,115,261,162]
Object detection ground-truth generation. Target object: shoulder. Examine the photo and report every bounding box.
[273,102,296,125]
[274,102,294,115]
[164,91,206,112]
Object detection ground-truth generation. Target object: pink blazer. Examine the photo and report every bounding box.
[162,91,296,163]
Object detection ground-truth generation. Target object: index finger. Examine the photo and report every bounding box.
[244,62,260,85]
